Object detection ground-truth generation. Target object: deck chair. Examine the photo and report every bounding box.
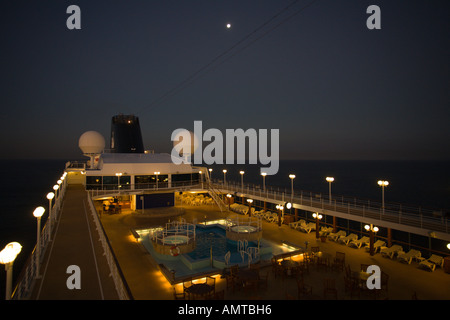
[290,219,307,231]
[397,249,421,264]
[349,236,370,249]
[297,277,312,299]
[381,245,403,259]
[419,254,444,272]
[319,226,333,237]
[323,278,338,299]
[300,222,316,233]
[365,240,385,253]
[338,233,358,245]
[328,230,346,241]
[289,220,305,230]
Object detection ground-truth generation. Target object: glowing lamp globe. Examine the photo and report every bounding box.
[78,131,106,154]
[33,206,45,218]
[0,248,15,265]
[6,242,22,256]
[0,242,22,265]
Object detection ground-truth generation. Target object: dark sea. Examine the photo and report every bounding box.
[0,159,449,299]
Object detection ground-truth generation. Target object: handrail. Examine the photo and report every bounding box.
[152,220,196,246]
[86,195,134,300]
[214,181,450,236]
[207,182,227,212]
[11,179,67,300]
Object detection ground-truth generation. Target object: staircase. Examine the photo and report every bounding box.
[207,183,227,212]
[195,166,227,212]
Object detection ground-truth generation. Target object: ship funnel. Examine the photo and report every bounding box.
[110,114,145,153]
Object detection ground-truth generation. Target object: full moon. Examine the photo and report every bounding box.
[226,23,231,29]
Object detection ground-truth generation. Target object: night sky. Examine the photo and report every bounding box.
[1,0,449,161]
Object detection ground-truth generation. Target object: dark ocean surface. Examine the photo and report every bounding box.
[0,159,449,298]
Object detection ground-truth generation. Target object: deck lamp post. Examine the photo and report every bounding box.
[261,172,267,193]
[247,198,253,217]
[240,171,245,194]
[289,174,295,203]
[223,170,227,185]
[365,224,379,256]
[276,204,284,227]
[116,173,123,191]
[378,180,389,214]
[60,175,66,198]
[326,177,334,204]
[33,206,45,278]
[208,168,212,181]
[0,242,22,300]
[312,212,323,239]
[154,172,160,190]
[46,192,55,241]
[53,184,59,204]
[199,171,203,189]
[57,179,62,198]
[226,194,232,211]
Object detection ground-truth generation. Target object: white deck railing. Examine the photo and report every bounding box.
[215,181,450,236]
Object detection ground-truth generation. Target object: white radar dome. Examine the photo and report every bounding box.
[79,131,106,154]
[172,129,199,155]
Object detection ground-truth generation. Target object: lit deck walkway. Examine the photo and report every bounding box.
[30,185,119,300]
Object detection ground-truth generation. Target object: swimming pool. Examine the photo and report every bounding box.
[135,222,298,281]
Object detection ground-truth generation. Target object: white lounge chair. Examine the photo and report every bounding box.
[289,220,305,230]
[328,230,346,241]
[381,245,403,259]
[349,236,370,249]
[300,222,316,233]
[397,249,422,264]
[419,254,444,272]
[367,240,386,253]
[253,210,264,217]
[266,212,278,223]
[338,233,358,245]
[318,226,333,237]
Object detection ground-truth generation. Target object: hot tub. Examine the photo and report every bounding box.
[162,235,190,245]
[231,225,257,233]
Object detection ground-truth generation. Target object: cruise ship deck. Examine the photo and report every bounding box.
[14,181,447,301]
[100,202,450,300]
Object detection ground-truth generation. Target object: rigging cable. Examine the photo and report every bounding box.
[135,0,319,115]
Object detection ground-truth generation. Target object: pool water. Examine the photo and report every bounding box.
[186,226,259,261]
[137,223,296,280]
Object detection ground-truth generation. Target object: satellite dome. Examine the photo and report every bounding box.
[79,131,106,154]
